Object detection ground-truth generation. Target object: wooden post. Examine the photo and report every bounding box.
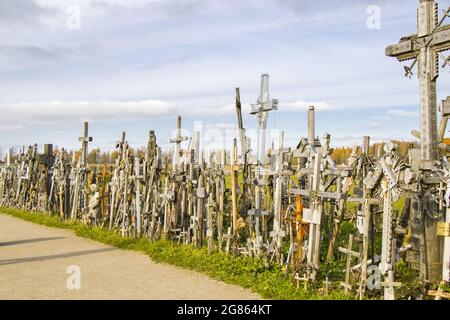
[231,138,239,236]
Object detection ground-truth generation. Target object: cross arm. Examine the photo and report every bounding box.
[386,25,450,62]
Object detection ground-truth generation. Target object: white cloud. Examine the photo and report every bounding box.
[2,100,175,124]
[281,100,331,112]
[386,109,418,117]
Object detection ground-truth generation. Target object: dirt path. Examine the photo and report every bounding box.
[0,213,260,300]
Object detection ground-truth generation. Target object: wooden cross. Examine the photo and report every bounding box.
[295,273,309,291]
[270,131,292,232]
[339,234,360,293]
[230,138,239,236]
[206,195,215,254]
[223,226,232,254]
[134,155,143,237]
[160,176,174,234]
[195,177,206,247]
[428,282,450,300]
[386,0,450,161]
[322,276,332,295]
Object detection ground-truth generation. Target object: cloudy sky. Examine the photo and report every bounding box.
[1,0,450,156]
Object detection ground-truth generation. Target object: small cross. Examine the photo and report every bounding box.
[427,282,450,300]
[295,273,309,291]
[322,276,332,295]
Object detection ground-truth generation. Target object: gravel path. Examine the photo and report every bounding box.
[0,213,260,300]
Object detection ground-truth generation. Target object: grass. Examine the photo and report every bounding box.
[0,206,352,300]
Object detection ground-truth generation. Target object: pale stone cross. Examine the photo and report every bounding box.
[386,0,450,161]
[78,122,93,165]
[249,74,278,253]
[170,115,189,169]
[381,270,402,301]
[250,73,278,164]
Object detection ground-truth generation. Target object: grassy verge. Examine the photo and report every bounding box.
[0,207,351,300]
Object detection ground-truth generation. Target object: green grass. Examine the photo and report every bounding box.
[0,206,352,300]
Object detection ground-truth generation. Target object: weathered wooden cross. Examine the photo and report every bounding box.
[427,281,450,299]
[386,0,450,161]
[339,234,360,293]
[134,154,143,237]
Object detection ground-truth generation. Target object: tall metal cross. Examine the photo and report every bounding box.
[249,74,278,251]
[250,73,278,164]
[386,0,450,161]
[78,122,93,165]
[170,115,189,170]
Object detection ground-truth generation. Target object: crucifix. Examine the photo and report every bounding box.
[170,115,189,172]
[249,73,278,252]
[71,122,92,219]
[365,142,406,300]
[386,0,450,161]
[269,130,292,264]
[289,108,343,281]
[326,145,359,261]
[386,0,450,285]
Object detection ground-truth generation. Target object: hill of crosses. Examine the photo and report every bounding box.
[1,0,450,301]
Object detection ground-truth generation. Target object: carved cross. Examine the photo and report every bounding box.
[386,0,450,161]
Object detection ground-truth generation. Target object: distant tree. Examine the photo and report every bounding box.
[87,148,101,164]
[110,150,120,164]
[99,151,110,164]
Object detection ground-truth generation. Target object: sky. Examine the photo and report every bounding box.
[0,0,450,157]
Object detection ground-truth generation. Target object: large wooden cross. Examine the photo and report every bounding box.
[386,0,450,161]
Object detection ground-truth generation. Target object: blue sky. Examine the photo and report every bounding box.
[0,0,449,156]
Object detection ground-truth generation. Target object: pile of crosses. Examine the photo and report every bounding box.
[1,0,450,301]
